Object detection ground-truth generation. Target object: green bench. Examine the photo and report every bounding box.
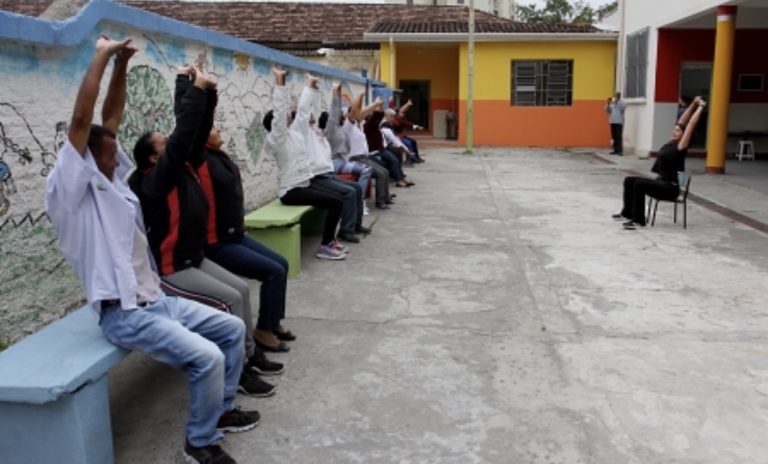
[244,199,326,278]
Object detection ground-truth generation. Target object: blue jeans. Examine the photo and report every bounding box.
[99,296,245,447]
[371,148,405,181]
[333,157,372,201]
[206,235,288,331]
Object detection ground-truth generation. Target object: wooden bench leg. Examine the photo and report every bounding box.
[0,376,114,464]
[247,224,303,278]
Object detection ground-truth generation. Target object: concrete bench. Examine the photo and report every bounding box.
[244,199,325,278]
[0,305,129,464]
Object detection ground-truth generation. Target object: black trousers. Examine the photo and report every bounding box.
[621,176,679,225]
[610,123,623,154]
[281,184,343,245]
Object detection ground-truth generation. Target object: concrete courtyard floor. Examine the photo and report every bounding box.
[108,147,768,464]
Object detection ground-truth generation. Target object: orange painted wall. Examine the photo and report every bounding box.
[458,100,610,147]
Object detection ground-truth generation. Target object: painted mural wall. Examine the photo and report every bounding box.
[0,0,366,345]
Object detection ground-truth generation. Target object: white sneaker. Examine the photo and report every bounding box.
[363,203,370,216]
[315,244,346,260]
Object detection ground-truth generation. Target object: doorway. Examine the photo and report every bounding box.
[679,62,712,148]
[399,80,430,130]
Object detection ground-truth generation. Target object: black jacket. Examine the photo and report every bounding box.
[128,76,208,276]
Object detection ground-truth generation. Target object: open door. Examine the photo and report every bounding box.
[679,62,711,148]
[399,80,430,130]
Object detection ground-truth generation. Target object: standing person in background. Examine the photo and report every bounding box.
[605,92,627,156]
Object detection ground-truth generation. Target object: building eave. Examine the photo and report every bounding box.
[363,32,619,43]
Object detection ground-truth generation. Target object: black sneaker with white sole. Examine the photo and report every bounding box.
[612,213,625,221]
[238,369,276,397]
[183,440,236,464]
[216,407,261,433]
[247,350,284,376]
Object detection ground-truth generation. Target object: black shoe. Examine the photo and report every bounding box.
[273,329,296,341]
[184,440,236,464]
[338,232,360,243]
[247,350,284,376]
[375,202,390,210]
[216,407,261,433]
[255,339,291,353]
[612,213,625,221]
[622,220,642,230]
[238,370,276,397]
[355,225,372,235]
[385,197,395,204]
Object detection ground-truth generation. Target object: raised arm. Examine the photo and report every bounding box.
[294,74,319,138]
[678,97,706,151]
[397,99,413,118]
[269,67,290,143]
[173,65,195,118]
[359,97,382,121]
[69,36,132,155]
[325,83,343,144]
[155,68,216,171]
[101,44,137,135]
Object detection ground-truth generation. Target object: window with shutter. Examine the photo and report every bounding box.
[511,60,573,106]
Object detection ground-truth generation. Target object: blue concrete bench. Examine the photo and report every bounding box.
[0,305,129,464]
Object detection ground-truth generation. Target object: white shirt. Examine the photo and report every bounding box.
[45,140,162,311]
[381,126,407,152]
[261,85,314,197]
[343,119,369,160]
[305,124,335,176]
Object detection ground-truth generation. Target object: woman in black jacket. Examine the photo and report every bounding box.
[614,96,706,230]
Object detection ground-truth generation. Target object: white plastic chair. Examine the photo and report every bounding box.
[736,140,755,161]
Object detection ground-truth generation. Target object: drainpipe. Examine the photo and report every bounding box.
[466,0,475,154]
[616,0,625,93]
[389,36,396,89]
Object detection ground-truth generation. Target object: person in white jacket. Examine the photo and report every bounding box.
[297,79,370,243]
[261,68,346,260]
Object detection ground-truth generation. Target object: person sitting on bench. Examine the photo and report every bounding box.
[129,65,275,396]
[45,36,256,464]
[262,67,347,260]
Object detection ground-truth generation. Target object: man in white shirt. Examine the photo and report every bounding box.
[45,37,256,464]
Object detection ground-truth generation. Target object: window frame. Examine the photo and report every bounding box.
[510,59,574,107]
[624,27,649,99]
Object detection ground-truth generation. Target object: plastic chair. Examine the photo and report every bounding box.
[646,172,692,229]
[736,140,755,161]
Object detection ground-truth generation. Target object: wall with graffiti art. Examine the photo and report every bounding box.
[0,0,367,345]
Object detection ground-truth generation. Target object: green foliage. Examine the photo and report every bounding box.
[516,0,617,25]
[0,337,8,352]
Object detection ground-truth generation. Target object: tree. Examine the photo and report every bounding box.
[516,0,617,25]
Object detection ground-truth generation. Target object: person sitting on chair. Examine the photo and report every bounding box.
[613,96,706,230]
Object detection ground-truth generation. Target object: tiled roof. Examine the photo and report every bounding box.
[368,20,600,34]
[0,0,55,16]
[121,1,530,48]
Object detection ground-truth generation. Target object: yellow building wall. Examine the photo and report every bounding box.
[457,40,617,146]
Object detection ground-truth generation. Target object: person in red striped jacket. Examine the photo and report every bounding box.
[128,65,276,398]
[181,70,295,355]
